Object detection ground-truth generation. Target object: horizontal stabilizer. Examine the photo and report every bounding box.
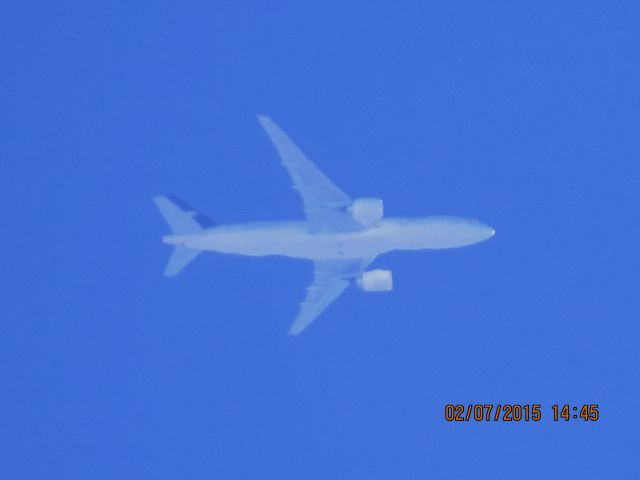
[153,195,214,234]
[164,246,201,277]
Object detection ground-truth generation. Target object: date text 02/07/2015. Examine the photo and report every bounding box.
[444,404,599,422]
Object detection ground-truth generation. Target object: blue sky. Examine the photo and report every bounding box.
[3,1,639,478]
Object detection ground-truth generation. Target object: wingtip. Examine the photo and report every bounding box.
[287,327,301,336]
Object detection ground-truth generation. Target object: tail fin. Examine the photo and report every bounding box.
[153,196,215,276]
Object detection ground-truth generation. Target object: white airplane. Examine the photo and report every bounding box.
[155,115,495,335]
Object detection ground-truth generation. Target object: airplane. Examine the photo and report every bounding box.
[154,115,495,335]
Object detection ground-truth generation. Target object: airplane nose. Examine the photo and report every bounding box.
[479,224,495,240]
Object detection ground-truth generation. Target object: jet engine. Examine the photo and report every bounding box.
[348,197,383,227]
[357,269,393,292]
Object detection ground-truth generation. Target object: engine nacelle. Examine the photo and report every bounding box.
[357,269,393,292]
[348,197,383,227]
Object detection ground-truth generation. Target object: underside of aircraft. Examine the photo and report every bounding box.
[155,116,494,334]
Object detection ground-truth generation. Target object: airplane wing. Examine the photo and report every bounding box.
[258,115,363,233]
[288,257,375,335]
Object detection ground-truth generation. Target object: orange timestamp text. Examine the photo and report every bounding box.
[444,404,599,422]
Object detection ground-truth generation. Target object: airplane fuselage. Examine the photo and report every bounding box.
[164,216,495,261]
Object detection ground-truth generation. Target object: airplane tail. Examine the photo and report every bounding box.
[153,196,215,276]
